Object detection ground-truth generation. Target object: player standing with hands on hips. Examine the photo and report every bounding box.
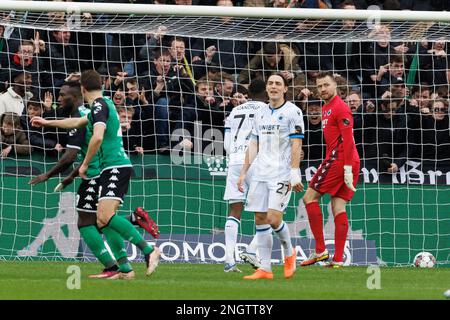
[238,73,305,280]
[301,72,360,268]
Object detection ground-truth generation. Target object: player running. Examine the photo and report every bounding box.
[223,80,267,273]
[301,72,360,268]
[238,73,305,280]
[29,81,159,279]
[32,70,160,279]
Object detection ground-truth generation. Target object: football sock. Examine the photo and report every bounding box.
[274,221,293,257]
[247,234,259,255]
[305,201,326,253]
[225,216,240,264]
[101,226,132,272]
[333,212,349,263]
[106,214,154,255]
[255,224,273,272]
[79,225,116,269]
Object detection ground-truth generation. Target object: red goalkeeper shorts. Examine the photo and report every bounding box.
[309,159,360,202]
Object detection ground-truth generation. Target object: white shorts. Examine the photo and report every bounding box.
[245,180,292,213]
[223,165,253,204]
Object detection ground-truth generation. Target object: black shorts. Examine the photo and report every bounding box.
[77,177,100,213]
[98,166,133,203]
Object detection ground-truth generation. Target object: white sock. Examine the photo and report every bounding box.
[255,224,273,272]
[274,221,293,257]
[225,217,240,264]
[247,235,259,255]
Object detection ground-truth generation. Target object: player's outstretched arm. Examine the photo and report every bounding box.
[31,116,88,129]
[54,164,81,192]
[29,148,78,185]
[290,137,304,193]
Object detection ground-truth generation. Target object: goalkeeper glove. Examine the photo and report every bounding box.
[290,168,302,188]
[344,165,356,192]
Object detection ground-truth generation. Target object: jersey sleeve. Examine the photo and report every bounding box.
[288,107,305,139]
[336,105,354,132]
[250,109,260,141]
[65,127,86,150]
[336,103,355,166]
[90,100,109,128]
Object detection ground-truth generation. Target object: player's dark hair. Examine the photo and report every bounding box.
[80,70,102,91]
[248,79,267,100]
[316,71,336,83]
[269,72,290,87]
[61,80,82,99]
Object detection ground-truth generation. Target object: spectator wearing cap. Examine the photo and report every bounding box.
[380,76,408,112]
[0,70,33,116]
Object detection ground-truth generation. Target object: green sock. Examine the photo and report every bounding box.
[79,225,116,269]
[107,214,153,255]
[101,226,132,273]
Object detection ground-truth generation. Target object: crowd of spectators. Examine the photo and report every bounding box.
[0,0,449,173]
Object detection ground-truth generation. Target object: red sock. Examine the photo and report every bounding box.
[305,202,326,253]
[333,212,349,263]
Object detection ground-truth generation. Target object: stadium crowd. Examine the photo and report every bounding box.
[0,0,449,174]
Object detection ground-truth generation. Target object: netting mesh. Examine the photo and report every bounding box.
[1,11,447,42]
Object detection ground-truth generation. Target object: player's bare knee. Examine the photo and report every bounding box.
[254,212,268,225]
[77,211,97,229]
[331,197,347,216]
[229,202,243,219]
[268,212,283,228]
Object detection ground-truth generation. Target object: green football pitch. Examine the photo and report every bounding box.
[0,261,449,300]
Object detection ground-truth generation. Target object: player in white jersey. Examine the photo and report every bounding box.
[238,73,305,280]
[223,80,267,273]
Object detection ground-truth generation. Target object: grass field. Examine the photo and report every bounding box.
[0,261,449,300]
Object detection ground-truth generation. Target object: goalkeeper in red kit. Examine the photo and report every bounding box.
[301,72,360,268]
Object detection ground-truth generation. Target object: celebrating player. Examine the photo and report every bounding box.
[223,79,267,273]
[301,72,360,268]
[31,70,160,279]
[238,73,305,280]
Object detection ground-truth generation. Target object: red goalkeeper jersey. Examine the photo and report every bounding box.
[321,95,360,165]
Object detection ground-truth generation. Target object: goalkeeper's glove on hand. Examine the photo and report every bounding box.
[344,165,356,192]
[290,168,302,187]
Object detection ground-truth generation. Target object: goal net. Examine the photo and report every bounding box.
[0,2,449,267]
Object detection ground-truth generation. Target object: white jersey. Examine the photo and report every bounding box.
[224,101,266,166]
[250,101,305,182]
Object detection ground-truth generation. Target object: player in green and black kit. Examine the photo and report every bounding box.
[32,71,160,279]
[29,81,135,279]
